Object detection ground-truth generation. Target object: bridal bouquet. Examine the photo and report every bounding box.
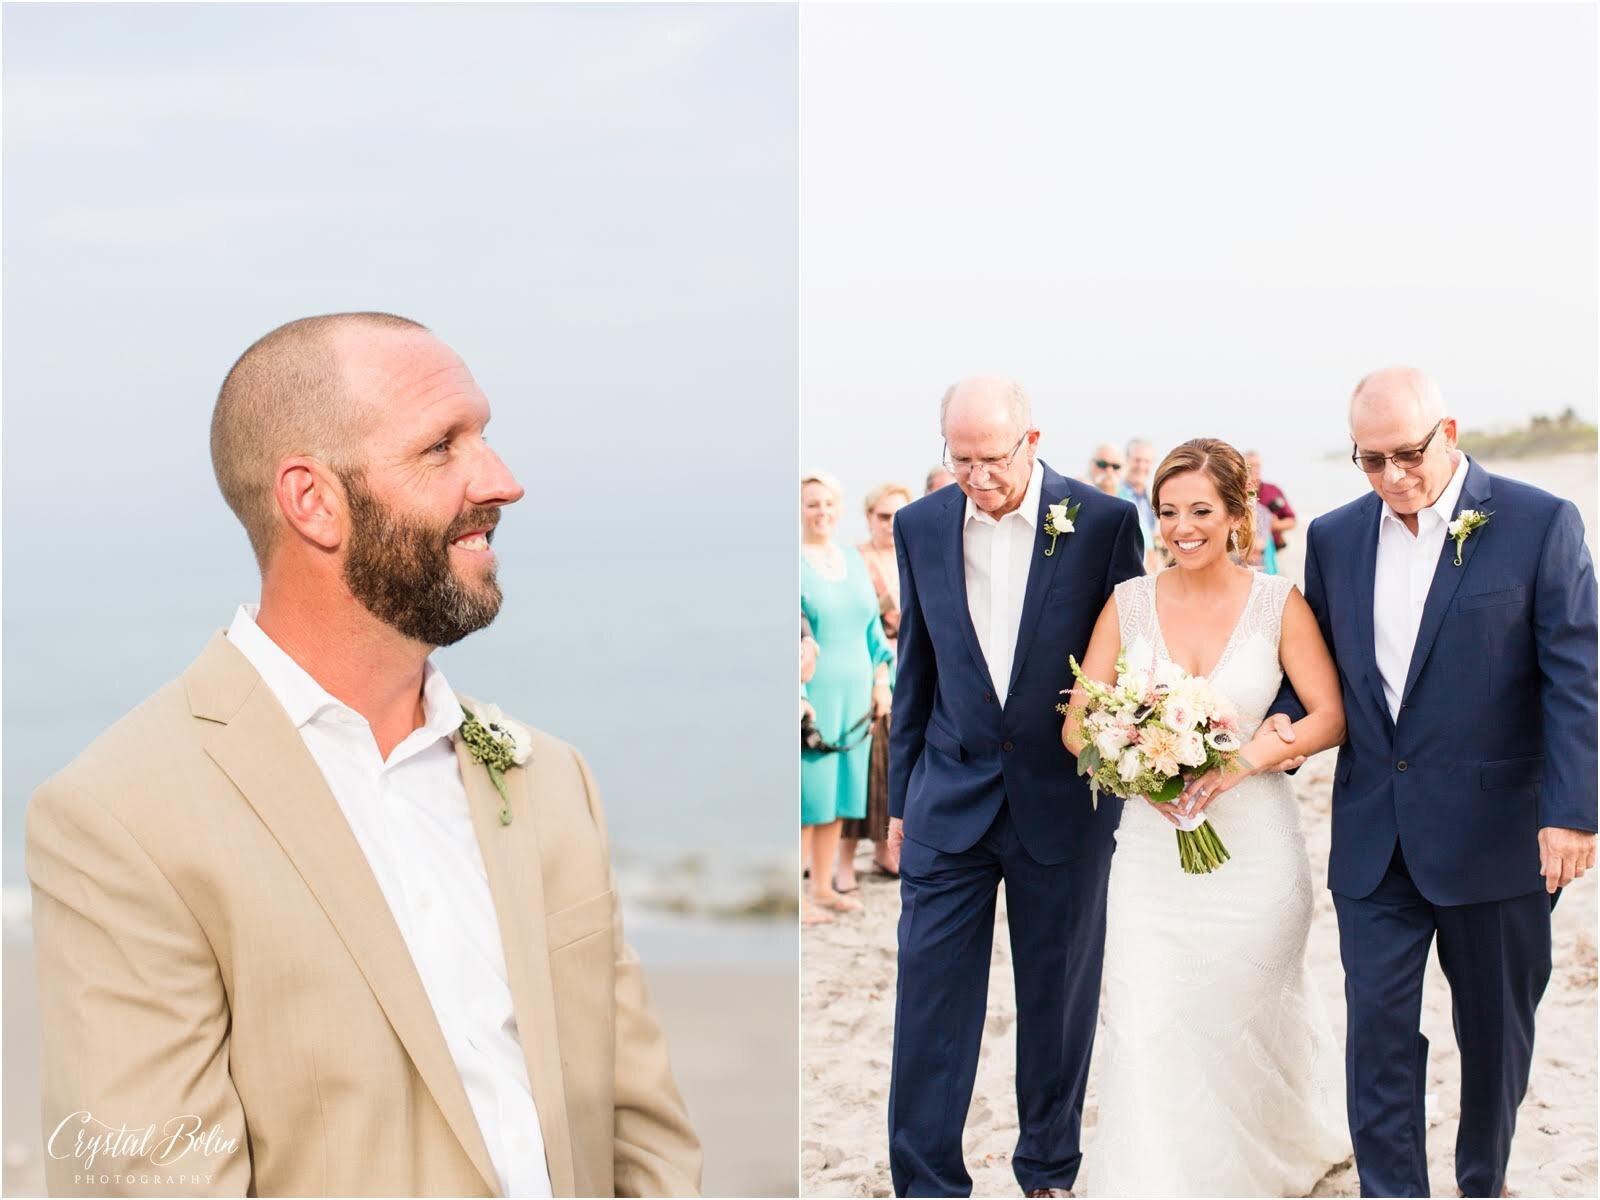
[1059,643,1244,874]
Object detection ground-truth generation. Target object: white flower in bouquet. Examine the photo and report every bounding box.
[1162,698,1200,734]
[1176,730,1208,768]
[1094,723,1133,760]
[1118,747,1144,783]
[1206,728,1242,753]
[1119,670,1152,705]
[1152,658,1186,694]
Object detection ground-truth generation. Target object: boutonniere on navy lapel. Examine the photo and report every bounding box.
[457,702,533,825]
[1447,508,1491,567]
[1043,498,1081,558]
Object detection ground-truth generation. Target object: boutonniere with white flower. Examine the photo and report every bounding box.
[457,702,533,825]
[1043,498,1081,558]
[1446,509,1491,567]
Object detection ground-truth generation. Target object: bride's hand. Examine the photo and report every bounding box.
[1144,795,1183,827]
[1175,758,1256,818]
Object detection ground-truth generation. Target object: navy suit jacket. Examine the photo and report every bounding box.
[1303,457,1598,905]
[888,462,1147,866]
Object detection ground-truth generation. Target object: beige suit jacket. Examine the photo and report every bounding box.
[26,632,702,1197]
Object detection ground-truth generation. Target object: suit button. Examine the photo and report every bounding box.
[1396,760,1408,772]
[1003,740,1014,752]
[983,692,993,703]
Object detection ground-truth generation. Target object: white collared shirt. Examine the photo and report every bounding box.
[225,605,551,1198]
[963,458,1044,705]
[1373,453,1471,721]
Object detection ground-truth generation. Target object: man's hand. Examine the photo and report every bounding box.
[1538,826,1597,894]
[887,816,905,859]
[1257,713,1307,772]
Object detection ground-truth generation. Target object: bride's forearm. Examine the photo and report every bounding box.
[1242,709,1344,772]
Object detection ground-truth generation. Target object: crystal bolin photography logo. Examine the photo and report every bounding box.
[48,1109,241,1187]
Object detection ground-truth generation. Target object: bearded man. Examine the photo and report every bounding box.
[26,313,701,1197]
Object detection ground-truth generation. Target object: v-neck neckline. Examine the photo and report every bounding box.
[1150,568,1260,681]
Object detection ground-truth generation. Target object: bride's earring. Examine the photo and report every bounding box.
[1229,528,1240,552]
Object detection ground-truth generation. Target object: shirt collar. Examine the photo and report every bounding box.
[1379,451,1472,537]
[225,604,464,740]
[964,456,1044,529]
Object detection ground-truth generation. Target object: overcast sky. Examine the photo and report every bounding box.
[800,3,1598,510]
[3,3,798,878]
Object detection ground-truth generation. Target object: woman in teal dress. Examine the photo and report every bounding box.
[801,471,893,925]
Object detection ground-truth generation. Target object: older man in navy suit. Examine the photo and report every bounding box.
[1287,367,1596,1197]
[885,377,1145,1196]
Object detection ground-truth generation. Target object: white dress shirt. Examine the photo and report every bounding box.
[963,459,1044,705]
[1373,453,1471,721]
[226,605,552,1198]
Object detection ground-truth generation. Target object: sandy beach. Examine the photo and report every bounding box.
[802,453,1598,1198]
[3,932,797,1198]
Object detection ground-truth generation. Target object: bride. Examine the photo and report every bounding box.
[1063,438,1352,1195]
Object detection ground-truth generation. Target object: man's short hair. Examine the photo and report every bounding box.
[211,312,426,568]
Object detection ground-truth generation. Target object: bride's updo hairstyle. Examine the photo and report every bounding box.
[1151,438,1257,561]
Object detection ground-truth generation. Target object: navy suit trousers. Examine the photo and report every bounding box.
[1333,844,1554,1198]
[888,802,1112,1197]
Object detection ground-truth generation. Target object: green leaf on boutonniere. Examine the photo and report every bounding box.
[457,705,532,825]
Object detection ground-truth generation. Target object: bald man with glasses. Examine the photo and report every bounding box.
[1274,366,1596,1197]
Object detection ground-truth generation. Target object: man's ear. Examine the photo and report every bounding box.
[275,457,344,551]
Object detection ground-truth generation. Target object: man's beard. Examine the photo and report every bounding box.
[340,471,504,648]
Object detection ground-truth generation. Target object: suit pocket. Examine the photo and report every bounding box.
[547,889,614,951]
[1480,755,1544,790]
[1456,585,1527,613]
[924,718,965,763]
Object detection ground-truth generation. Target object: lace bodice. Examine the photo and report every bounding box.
[1113,570,1294,738]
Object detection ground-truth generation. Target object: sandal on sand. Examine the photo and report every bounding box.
[832,880,860,895]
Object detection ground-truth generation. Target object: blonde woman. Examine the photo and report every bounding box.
[801,471,892,923]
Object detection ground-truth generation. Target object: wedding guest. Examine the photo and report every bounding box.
[1117,436,1158,568]
[1245,449,1296,554]
[838,482,913,888]
[26,313,701,1197]
[1087,442,1126,496]
[925,464,956,494]
[801,471,893,924]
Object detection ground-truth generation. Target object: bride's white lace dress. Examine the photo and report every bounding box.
[1081,571,1351,1196]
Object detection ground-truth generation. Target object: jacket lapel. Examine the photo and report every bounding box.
[1401,458,1493,704]
[1007,464,1070,693]
[1350,495,1393,732]
[456,730,576,1198]
[188,634,503,1198]
[942,487,992,682]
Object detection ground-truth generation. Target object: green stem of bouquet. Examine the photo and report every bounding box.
[1175,822,1231,875]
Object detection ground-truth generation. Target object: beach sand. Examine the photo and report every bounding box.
[802,757,1597,1197]
[3,937,797,1198]
[802,453,1598,1198]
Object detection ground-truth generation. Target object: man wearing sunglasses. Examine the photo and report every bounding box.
[1279,365,1596,1197]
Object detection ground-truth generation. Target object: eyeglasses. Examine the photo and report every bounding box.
[942,432,1028,478]
[1094,459,1125,471]
[1351,420,1442,474]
